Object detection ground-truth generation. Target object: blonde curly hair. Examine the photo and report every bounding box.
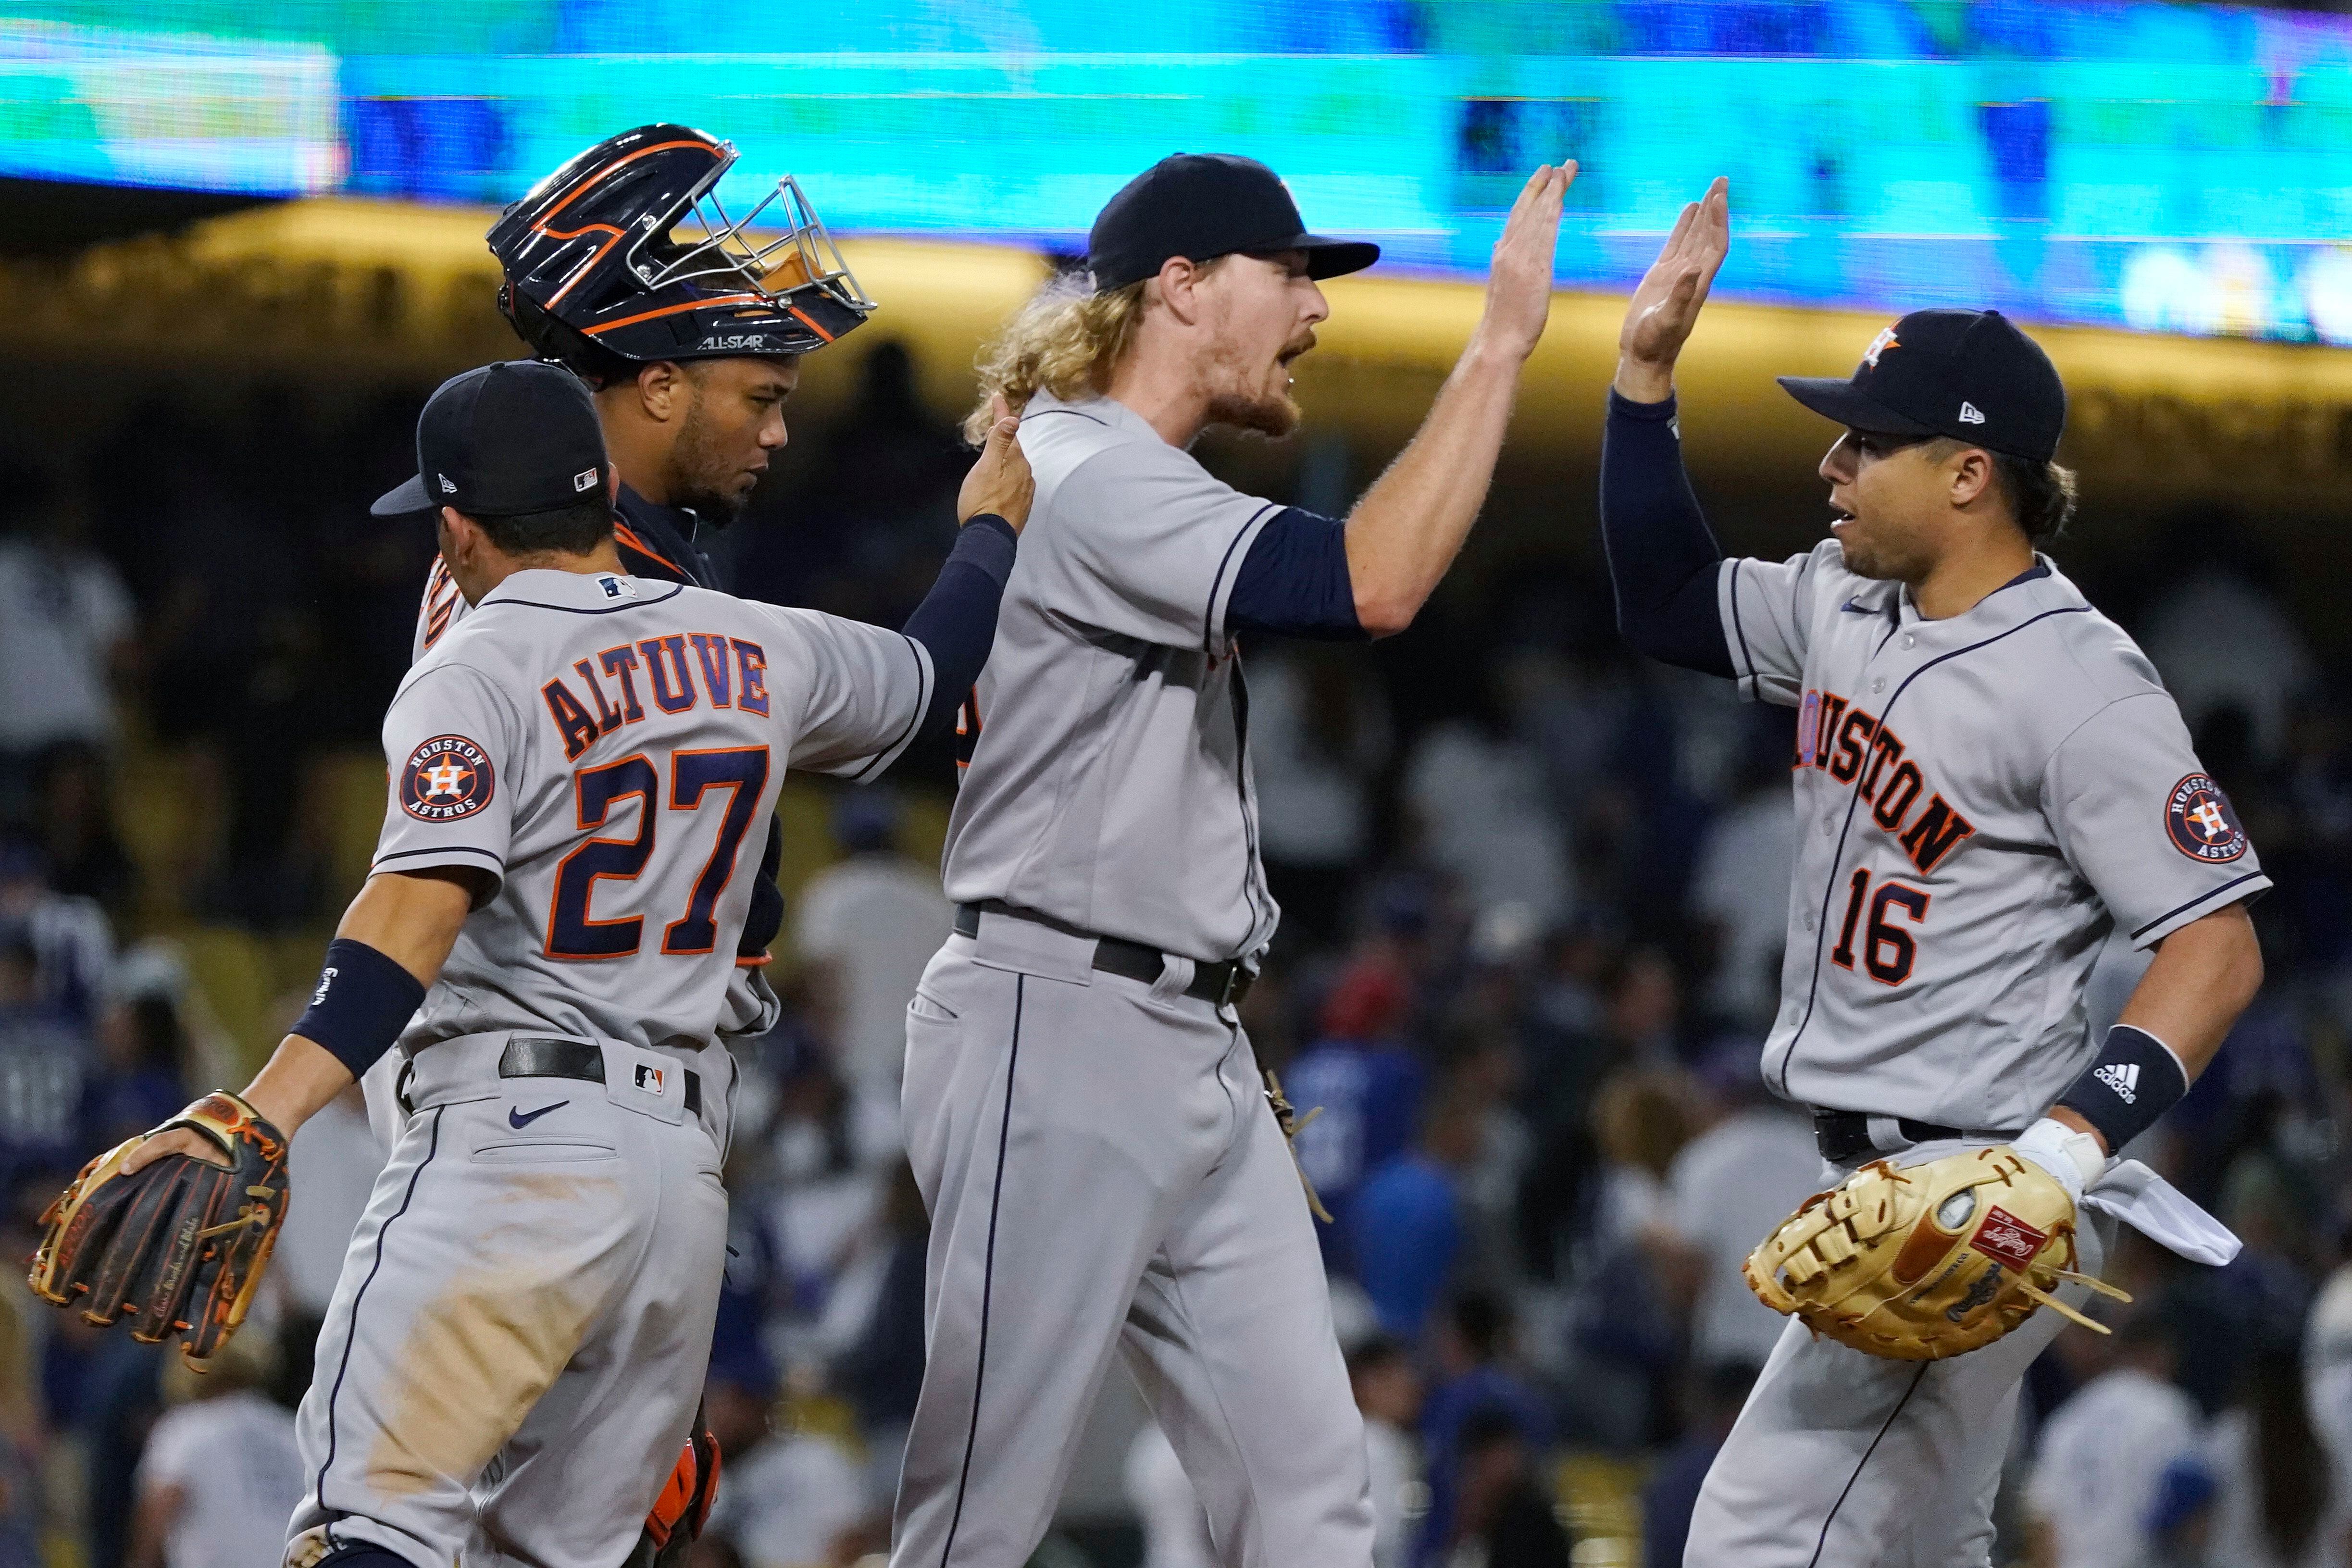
[964,257,1240,443]
[962,273,1149,444]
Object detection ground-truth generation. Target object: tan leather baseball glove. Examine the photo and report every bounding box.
[1744,1145,2129,1360]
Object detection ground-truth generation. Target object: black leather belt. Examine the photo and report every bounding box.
[1813,1108,2017,1165]
[953,900,1254,1008]
[500,1037,702,1115]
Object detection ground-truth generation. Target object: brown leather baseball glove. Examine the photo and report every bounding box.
[27,1091,290,1366]
[1744,1145,2129,1360]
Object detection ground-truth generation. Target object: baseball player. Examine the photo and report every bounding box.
[32,358,1032,1568]
[1601,180,2265,1566]
[890,153,1571,1568]
[405,124,873,1077]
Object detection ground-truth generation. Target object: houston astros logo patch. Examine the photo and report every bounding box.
[401,734,496,821]
[2164,773,2247,862]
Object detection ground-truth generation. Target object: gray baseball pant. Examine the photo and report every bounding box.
[890,920,1373,1568]
[1685,1157,2116,1568]
[284,1031,733,1568]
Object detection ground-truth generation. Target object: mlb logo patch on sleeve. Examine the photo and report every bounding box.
[400,735,496,821]
[2164,773,2248,862]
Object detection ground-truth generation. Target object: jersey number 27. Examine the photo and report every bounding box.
[548,747,772,960]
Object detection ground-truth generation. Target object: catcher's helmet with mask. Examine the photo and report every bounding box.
[489,123,874,381]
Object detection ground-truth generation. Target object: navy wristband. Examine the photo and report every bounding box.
[292,938,427,1079]
[958,513,1019,575]
[2054,1024,2189,1154]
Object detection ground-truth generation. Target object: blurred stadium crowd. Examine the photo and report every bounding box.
[1,339,2350,1568]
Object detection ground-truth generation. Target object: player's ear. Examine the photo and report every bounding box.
[1154,256,1207,327]
[635,360,684,423]
[1949,446,1996,510]
[438,507,489,566]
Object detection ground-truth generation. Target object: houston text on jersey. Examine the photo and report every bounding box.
[1797,684,1977,875]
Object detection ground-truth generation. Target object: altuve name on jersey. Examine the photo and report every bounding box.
[539,634,772,761]
[1796,686,1977,875]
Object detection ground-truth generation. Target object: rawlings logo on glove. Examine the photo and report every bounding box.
[1744,1145,2129,1360]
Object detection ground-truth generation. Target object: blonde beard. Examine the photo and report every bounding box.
[1199,321,1311,439]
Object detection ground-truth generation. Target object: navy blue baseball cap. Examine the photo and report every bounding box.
[1088,153,1380,292]
[1778,309,2066,463]
[371,360,611,519]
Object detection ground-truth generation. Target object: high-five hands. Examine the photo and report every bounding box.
[1472,162,1577,364]
[1615,177,1730,403]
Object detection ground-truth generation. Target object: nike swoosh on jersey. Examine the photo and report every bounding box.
[508,1100,569,1129]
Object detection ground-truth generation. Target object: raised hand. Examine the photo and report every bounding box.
[957,392,1034,531]
[1615,177,1730,402]
[1472,162,1577,363]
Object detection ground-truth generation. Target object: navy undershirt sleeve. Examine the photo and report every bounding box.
[1600,391,1736,678]
[903,514,1017,739]
[1226,507,1367,642]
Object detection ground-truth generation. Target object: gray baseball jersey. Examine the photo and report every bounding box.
[1723,542,2267,1131]
[940,391,1283,962]
[378,566,931,1052]
[293,564,930,1568]
[894,391,1375,1568]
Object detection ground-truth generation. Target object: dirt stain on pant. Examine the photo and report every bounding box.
[364,1173,620,1498]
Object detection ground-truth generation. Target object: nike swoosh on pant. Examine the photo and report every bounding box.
[508,1101,568,1129]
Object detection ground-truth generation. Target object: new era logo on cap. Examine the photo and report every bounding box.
[1959,402,1986,424]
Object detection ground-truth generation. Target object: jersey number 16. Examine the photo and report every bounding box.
[1829,868,1930,986]
[548,746,772,960]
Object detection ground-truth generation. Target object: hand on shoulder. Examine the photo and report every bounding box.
[959,391,1035,532]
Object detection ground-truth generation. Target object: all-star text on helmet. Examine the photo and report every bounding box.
[489,124,874,383]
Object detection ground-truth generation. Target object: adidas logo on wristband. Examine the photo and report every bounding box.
[2093,1062,2140,1103]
